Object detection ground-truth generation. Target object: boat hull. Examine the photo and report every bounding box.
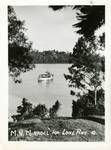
[38,76,53,82]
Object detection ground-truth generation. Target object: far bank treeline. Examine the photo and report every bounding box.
[30,50,73,64]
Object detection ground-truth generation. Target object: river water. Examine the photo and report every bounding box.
[9,64,76,120]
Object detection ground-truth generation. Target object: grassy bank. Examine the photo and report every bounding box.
[8,118,104,141]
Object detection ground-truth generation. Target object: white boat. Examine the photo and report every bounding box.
[38,71,54,82]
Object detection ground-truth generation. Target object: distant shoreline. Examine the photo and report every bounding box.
[30,50,74,64]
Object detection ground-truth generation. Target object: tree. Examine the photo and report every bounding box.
[49,5,65,11]
[64,36,104,106]
[8,6,34,81]
[49,100,60,118]
[72,87,105,118]
[12,98,33,121]
[50,5,105,113]
[73,6,105,39]
[33,104,48,119]
[30,50,73,64]
[49,5,105,40]
[72,100,79,118]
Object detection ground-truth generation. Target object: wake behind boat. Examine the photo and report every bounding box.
[38,71,54,82]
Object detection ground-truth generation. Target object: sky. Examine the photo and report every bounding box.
[14,6,79,52]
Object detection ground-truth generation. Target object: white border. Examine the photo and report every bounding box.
[0,0,111,150]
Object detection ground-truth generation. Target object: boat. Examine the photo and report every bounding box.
[38,71,54,82]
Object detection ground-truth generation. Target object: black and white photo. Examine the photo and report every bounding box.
[8,5,105,142]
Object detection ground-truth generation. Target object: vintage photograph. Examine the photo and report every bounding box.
[8,5,105,141]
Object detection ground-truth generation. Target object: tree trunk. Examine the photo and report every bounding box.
[94,88,97,106]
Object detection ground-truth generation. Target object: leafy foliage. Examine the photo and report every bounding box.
[49,5,105,117]
[33,104,48,118]
[64,37,104,93]
[17,98,33,115]
[65,36,105,118]
[11,99,61,121]
[49,5,65,11]
[72,88,105,118]
[73,6,105,39]
[31,50,73,64]
[8,6,35,80]
[72,100,79,118]
[11,98,48,121]
[49,5,105,39]
[12,98,33,121]
[49,100,61,118]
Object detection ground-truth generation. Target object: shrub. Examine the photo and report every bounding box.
[49,100,61,118]
[11,98,33,121]
[33,104,48,119]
